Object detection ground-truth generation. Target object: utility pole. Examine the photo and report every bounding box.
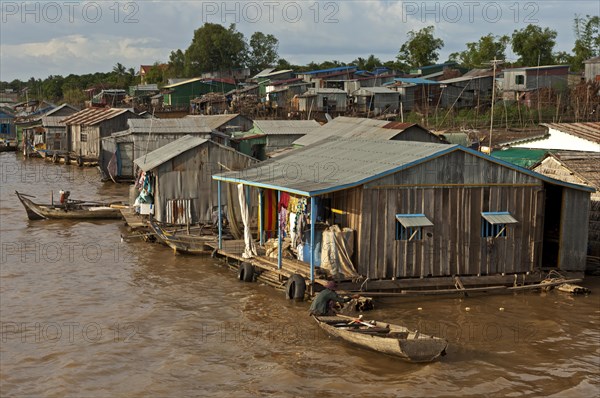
[487,58,503,154]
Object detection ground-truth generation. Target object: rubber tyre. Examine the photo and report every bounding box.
[52,153,59,163]
[238,262,254,282]
[285,274,306,301]
[77,156,84,167]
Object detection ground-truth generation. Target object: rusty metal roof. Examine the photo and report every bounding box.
[134,135,209,171]
[61,108,134,126]
[128,118,212,134]
[253,119,320,135]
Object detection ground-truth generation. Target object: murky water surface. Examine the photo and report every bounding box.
[1,153,599,397]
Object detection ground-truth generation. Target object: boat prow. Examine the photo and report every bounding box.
[15,191,123,221]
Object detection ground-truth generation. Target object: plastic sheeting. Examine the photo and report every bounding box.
[238,184,257,259]
[320,225,358,278]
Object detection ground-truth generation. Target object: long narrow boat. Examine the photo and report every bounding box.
[148,219,215,254]
[15,191,123,220]
[313,314,448,362]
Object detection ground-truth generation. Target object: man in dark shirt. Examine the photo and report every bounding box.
[309,281,354,316]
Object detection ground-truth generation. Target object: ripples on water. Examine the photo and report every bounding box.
[1,153,599,397]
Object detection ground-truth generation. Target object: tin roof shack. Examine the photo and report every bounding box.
[533,151,600,271]
[101,118,213,181]
[297,88,347,115]
[162,78,237,109]
[293,116,445,147]
[501,65,570,102]
[213,137,592,289]
[511,123,600,152]
[297,66,358,84]
[0,109,15,141]
[134,135,257,225]
[584,56,600,82]
[42,104,79,153]
[63,107,141,163]
[251,120,320,153]
[386,78,441,112]
[252,68,294,82]
[352,87,400,115]
[438,75,494,109]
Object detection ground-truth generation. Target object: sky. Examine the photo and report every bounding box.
[1,0,599,81]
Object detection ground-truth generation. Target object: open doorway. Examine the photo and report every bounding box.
[542,183,563,268]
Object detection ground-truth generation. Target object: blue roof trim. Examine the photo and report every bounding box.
[212,175,311,196]
[461,147,596,193]
[301,66,357,75]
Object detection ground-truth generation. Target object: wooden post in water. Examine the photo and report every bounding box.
[218,180,222,250]
[310,197,316,283]
[258,189,264,246]
[277,190,282,270]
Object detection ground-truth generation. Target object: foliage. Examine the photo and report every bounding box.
[511,25,557,66]
[397,26,444,68]
[572,15,600,71]
[352,55,382,71]
[183,23,247,76]
[248,32,279,74]
[449,34,510,68]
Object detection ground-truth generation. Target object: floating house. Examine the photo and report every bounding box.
[62,107,140,163]
[101,118,214,181]
[438,75,494,109]
[0,109,15,142]
[162,78,237,108]
[502,65,570,102]
[134,135,257,225]
[213,137,593,291]
[41,104,80,153]
[532,151,600,273]
[185,114,253,133]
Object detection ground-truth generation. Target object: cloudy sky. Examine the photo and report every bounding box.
[1,0,598,81]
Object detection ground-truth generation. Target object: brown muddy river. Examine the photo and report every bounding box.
[1,152,599,397]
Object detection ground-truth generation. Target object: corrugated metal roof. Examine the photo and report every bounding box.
[128,118,213,134]
[214,138,596,196]
[163,77,203,88]
[134,135,208,171]
[481,212,518,225]
[300,66,357,75]
[300,88,347,96]
[254,120,320,135]
[396,214,433,227]
[549,151,600,189]
[45,103,79,116]
[61,108,134,126]
[393,77,440,85]
[439,75,493,84]
[542,122,600,144]
[185,114,242,130]
[215,137,456,196]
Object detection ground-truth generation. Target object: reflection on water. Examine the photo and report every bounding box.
[1,153,599,397]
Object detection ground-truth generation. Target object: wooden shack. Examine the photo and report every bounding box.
[533,151,600,273]
[213,137,593,288]
[134,135,257,225]
[297,88,348,113]
[352,87,400,115]
[62,107,140,162]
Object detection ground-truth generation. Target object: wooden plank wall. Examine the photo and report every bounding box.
[559,188,590,271]
[356,150,546,279]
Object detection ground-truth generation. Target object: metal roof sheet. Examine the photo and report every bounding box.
[163,77,203,88]
[185,114,243,130]
[481,212,518,225]
[396,214,433,227]
[253,120,320,135]
[134,135,208,171]
[215,137,456,196]
[353,87,399,94]
[394,77,440,85]
[128,118,213,134]
[61,107,134,126]
[41,115,68,127]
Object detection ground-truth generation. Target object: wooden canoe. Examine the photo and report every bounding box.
[15,191,123,220]
[148,219,215,255]
[313,314,448,363]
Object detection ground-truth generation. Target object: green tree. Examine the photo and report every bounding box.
[168,49,185,78]
[145,62,167,85]
[572,15,600,71]
[248,32,279,74]
[511,25,557,66]
[112,62,127,75]
[450,34,510,68]
[353,54,383,71]
[184,23,248,76]
[397,26,444,68]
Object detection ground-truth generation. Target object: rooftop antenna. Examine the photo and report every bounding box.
[486,57,503,154]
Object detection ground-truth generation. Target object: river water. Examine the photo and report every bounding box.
[1,152,599,397]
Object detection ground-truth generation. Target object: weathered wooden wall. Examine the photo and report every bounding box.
[559,187,590,271]
[357,150,545,279]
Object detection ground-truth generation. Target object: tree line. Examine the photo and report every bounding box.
[1,16,597,105]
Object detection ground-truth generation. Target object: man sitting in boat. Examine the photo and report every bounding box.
[309,281,357,316]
